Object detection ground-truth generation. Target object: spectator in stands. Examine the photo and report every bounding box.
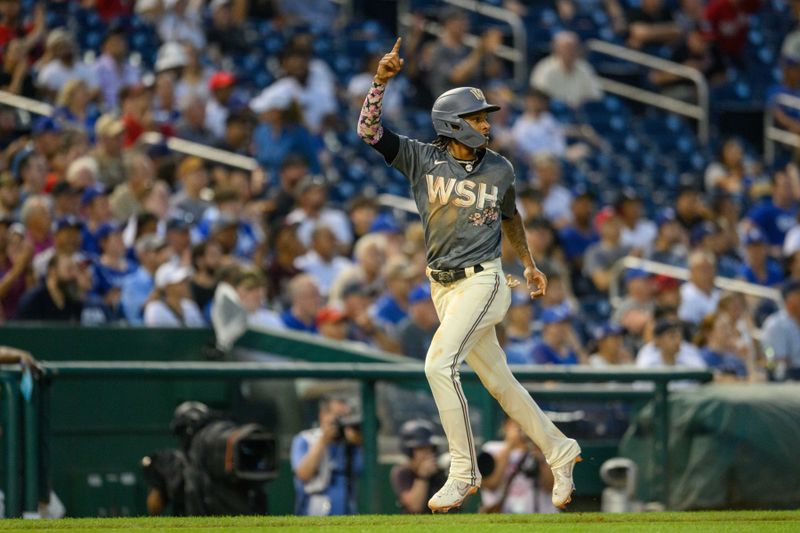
[523,218,567,284]
[92,222,135,296]
[589,323,631,367]
[50,181,80,219]
[291,395,362,516]
[286,175,352,252]
[480,416,556,514]
[20,195,52,255]
[282,273,321,333]
[121,234,169,324]
[151,68,182,135]
[143,262,204,327]
[504,290,536,365]
[531,153,572,229]
[510,89,566,160]
[92,24,140,110]
[170,156,211,222]
[346,196,379,245]
[14,253,83,322]
[674,186,708,232]
[91,114,127,190]
[762,280,800,380]
[32,215,82,280]
[339,281,378,345]
[35,29,96,100]
[348,52,404,122]
[0,39,36,98]
[616,189,657,254]
[120,83,154,147]
[158,0,205,50]
[636,318,706,369]
[558,188,598,274]
[530,31,602,109]
[704,0,762,61]
[165,216,191,264]
[110,151,155,221]
[214,110,254,157]
[691,220,741,278]
[396,283,438,361]
[648,208,689,267]
[626,0,681,49]
[745,171,799,248]
[316,306,349,341]
[613,269,656,340]
[53,80,99,141]
[176,94,216,146]
[206,0,248,57]
[205,71,236,140]
[16,150,47,204]
[264,223,305,304]
[531,305,583,365]
[693,312,749,380]
[175,43,211,103]
[234,266,284,330]
[370,258,412,333]
[769,33,800,134]
[739,227,784,286]
[295,225,352,298]
[250,82,320,176]
[80,186,111,257]
[0,217,31,321]
[426,7,503,102]
[0,171,20,220]
[390,419,446,514]
[584,207,631,293]
[678,251,721,324]
[65,155,99,191]
[704,138,759,197]
[189,240,222,313]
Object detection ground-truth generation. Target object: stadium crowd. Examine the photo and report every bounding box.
[0,0,799,383]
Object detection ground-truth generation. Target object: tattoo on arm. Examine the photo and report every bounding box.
[357,82,386,145]
[502,213,535,268]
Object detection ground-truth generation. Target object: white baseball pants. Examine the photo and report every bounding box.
[425,258,580,486]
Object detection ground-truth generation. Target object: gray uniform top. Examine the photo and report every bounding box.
[390,135,516,270]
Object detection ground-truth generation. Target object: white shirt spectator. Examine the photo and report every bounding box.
[678,282,721,324]
[92,54,141,110]
[205,98,228,141]
[621,220,658,253]
[294,251,352,297]
[158,3,205,50]
[636,341,706,369]
[761,309,800,371]
[530,56,602,108]
[37,60,96,93]
[286,207,353,250]
[783,225,800,257]
[510,112,566,159]
[542,185,574,225]
[144,299,205,327]
[248,308,286,331]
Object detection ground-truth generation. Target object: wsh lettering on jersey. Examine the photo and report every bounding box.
[425,174,498,209]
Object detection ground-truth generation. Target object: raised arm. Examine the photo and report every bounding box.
[357,37,404,145]
[502,212,548,299]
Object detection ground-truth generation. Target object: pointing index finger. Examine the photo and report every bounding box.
[391,37,402,54]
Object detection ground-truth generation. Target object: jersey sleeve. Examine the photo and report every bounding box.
[390,135,433,185]
[500,158,518,219]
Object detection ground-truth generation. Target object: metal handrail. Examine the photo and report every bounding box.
[397,0,527,86]
[609,255,783,309]
[586,39,709,145]
[764,93,800,165]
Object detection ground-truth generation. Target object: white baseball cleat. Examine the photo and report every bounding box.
[427,478,479,513]
[551,454,582,509]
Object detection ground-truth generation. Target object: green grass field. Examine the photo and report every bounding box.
[0,511,798,533]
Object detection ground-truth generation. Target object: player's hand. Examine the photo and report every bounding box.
[505,274,520,288]
[417,455,439,478]
[524,266,547,299]
[375,37,404,84]
[320,419,340,444]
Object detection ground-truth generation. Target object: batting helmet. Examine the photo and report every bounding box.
[400,419,436,457]
[431,87,500,149]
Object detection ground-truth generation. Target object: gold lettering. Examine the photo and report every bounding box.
[477,183,499,209]
[453,180,476,207]
[426,175,456,205]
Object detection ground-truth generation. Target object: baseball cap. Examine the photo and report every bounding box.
[592,323,624,341]
[96,222,123,242]
[369,213,402,234]
[95,114,126,138]
[81,185,108,206]
[624,268,650,283]
[653,318,681,337]
[54,216,83,232]
[209,72,235,91]
[540,304,571,325]
[743,227,767,246]
[408,283,432,305]
[51,181,79,197]
[316,306,347,325]
[155,41,188,72]
[653,274,681,293]
[135,234,167,255]
[155,263,192,289]
[32,117,62,136]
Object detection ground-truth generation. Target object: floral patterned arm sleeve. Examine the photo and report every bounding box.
[357,81,386,145]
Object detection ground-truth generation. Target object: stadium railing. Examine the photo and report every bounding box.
[764,93,800,165]
[396,0,528,85]
[586,39,710,145]
[0,362,711,517]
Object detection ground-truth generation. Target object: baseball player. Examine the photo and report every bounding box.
[357,38,582,513]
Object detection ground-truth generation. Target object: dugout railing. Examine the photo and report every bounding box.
[0,362,711,517]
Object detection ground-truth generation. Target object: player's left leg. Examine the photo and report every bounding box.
[465,327,582,508]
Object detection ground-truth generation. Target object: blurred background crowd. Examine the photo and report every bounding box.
[0,0,799,382]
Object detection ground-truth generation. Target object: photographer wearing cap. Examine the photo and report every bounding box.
[290,395,363,516]
[390,419,446,514]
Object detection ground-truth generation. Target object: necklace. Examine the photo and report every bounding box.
[452,155,477,172]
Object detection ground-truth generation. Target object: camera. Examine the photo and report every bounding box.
[333,414,363,441]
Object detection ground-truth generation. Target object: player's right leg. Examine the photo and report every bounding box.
[465,328,582,508]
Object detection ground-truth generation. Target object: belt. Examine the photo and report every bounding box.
[429,264,484,285]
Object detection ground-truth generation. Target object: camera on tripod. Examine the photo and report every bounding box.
[333,413,363,441]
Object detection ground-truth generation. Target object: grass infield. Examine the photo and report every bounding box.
[0,511,798,532]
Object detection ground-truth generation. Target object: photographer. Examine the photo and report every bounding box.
[390,419,446,514]
[478,417,557,514]
[290,396,363,516]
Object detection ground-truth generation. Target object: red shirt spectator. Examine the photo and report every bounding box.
[704,0,761,58]
[93,0,134,23]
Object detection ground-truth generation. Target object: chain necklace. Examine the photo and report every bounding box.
[450,151,478,172]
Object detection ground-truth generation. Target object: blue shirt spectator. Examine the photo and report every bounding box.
[739,227,785,286]
[529,305,580,365]
[745,172,798,246]
[700,348,748,378]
